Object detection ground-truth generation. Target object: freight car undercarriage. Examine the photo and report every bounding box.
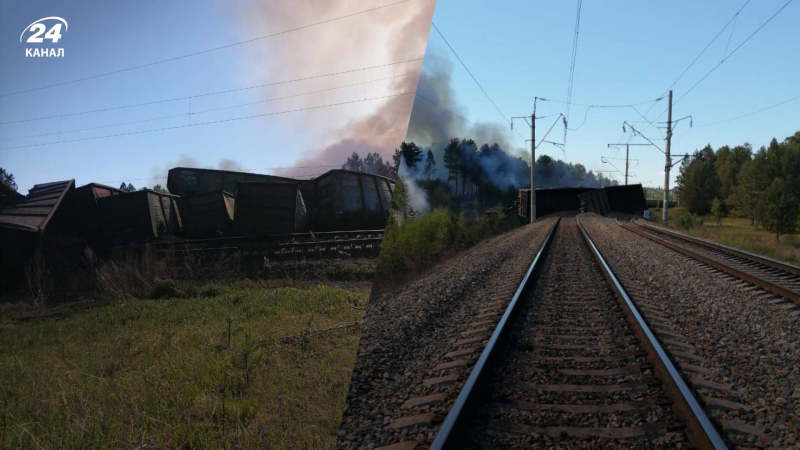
[134,229,385,262]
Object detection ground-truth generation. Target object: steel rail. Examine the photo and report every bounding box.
[636,220,800,277]
[620,221,800,304]
[576,217,727,450]
[430,217,561,450]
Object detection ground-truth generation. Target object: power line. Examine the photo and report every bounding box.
[540,97,661,108]
[413,92,518,136]
[564,0,584,126]
[0,71,419,142]
[633,0,792,138]
[0,0,412,98]
[675,0,795,105]
[430,23,513,126]
[619,0,754,143]
[0,58,423,125]
[103,165,343,184]
[0,91,415,152]
[694,92,800,127]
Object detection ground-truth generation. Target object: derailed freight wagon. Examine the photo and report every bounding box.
[234,182,308,235]
[313,170,394,231]
[0,180,74,280]
[48,183,125,241]
[177,191,234,239]
[98,189,182,244]
[166,167,317,213]
[579,184,647,215]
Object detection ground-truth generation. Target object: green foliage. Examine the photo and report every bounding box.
[711,197,724,226]
[375,208,510,284]
[672,208,702,231]
[391,178,409,213]
[678,131,800,238]
[756,178,798,241]
[676,145,720,215]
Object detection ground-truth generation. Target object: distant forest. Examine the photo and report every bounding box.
[343,139,615,197]
[676,130,800,240]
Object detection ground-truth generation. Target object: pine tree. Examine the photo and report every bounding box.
[756,178,798,241]
[423,150,437,180]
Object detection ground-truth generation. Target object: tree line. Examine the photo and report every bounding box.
[676,130,800,240]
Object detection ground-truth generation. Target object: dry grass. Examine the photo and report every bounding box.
[0,281,367,449]
[650,208,800,264]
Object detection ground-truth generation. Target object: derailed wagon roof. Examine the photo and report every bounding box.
[0,180,74,232]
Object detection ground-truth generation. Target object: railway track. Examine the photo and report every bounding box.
[126,230,384,260]
[621,220,800,304]
[430,217,727,449]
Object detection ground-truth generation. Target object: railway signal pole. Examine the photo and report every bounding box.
[663,90,673,225]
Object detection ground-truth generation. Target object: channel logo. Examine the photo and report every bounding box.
[20,16,68,58]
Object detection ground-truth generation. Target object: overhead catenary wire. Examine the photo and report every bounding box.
[0,91,416,152]
[429,22,527,144]
[674,0,795,105]
[0,58,423,126]
[0,0,413,98]
[694,93,800,127]
[0,71,420,142]
[564,0,584,127]
[632,0,792,141]
[617,0,754,143]
[103,165,344,185]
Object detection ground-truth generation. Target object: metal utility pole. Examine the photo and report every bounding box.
[513,107,543,223]
[663,90,673,225]
[625,144,629,185]
[531,112,536,223]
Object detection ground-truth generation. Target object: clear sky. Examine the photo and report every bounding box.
[425,0,799,189]
[0,0,434,192]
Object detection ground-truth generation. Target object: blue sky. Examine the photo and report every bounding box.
[423,0,799,188]
[2,1,797,193]
[0,0,434,192]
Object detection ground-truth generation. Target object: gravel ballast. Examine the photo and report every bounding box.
[337,218,557,449]
[580,213,800,449]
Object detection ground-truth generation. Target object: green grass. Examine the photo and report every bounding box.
[651,207,800,264]
[0,281,367,449]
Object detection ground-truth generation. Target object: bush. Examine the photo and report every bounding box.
[672,209,702,232]
[376,208,509,285]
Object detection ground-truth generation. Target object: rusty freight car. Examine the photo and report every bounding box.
[234,182,308,235]
[0,180,74,279]
[97,189,182,244]
[48,183,125,241]
[177,190,235,239]
[313,170,394,231]
[167,166,318,215]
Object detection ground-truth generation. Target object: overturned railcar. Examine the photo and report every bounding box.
[313,170,394,231]
[0,180,74,278]
[177,191,234,239]
[49,183,125,241]
[579,184,647,215]
[98,190,182,244]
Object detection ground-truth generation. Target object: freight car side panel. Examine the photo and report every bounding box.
[234,182,303,235]
[98,190,182,244]
[177,191,234,239]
